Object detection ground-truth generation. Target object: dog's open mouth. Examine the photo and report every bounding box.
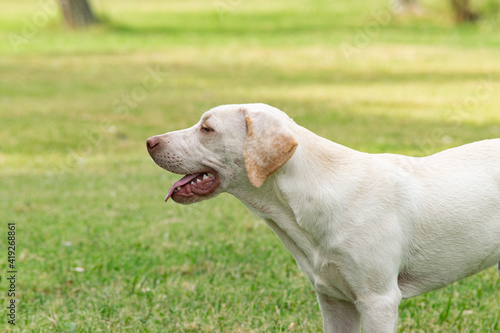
[165,171,220,202]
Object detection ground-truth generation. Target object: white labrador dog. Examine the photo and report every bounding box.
[146,103,500,333]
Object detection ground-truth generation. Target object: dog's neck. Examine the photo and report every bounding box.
[229,125,366,279]
[234,124,365,236]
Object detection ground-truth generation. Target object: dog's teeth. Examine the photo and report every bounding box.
[196,178,201,183]
[203,174,209,180]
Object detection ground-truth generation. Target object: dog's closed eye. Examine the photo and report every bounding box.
[201,123,214,133]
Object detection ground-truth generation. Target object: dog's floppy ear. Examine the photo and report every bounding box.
[244,109,298,188]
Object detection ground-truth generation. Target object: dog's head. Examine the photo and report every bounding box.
[146,103,298,204]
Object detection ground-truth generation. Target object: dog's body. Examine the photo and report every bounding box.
[147,103,500,332]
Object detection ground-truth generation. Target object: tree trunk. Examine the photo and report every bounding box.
[450,0,480,23]
[59,0,96,29]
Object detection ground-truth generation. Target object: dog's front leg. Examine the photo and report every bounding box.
[355,288,402,333]
[317,293,361,333]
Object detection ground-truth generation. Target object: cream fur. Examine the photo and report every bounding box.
[147,103,500,333]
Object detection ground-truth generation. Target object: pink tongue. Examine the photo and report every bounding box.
[165,174,199,202]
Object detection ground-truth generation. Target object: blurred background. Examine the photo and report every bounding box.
[1,0,499,331]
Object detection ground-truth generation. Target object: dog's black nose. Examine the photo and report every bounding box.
[146,136,159,150]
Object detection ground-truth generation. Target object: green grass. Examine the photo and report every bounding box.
[1,0,499,331]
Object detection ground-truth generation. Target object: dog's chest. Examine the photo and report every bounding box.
[271,220,354,301]
[258,211,354,301]
[306,252,356,301]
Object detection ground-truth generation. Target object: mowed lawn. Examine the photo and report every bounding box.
[1,0,500,331]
